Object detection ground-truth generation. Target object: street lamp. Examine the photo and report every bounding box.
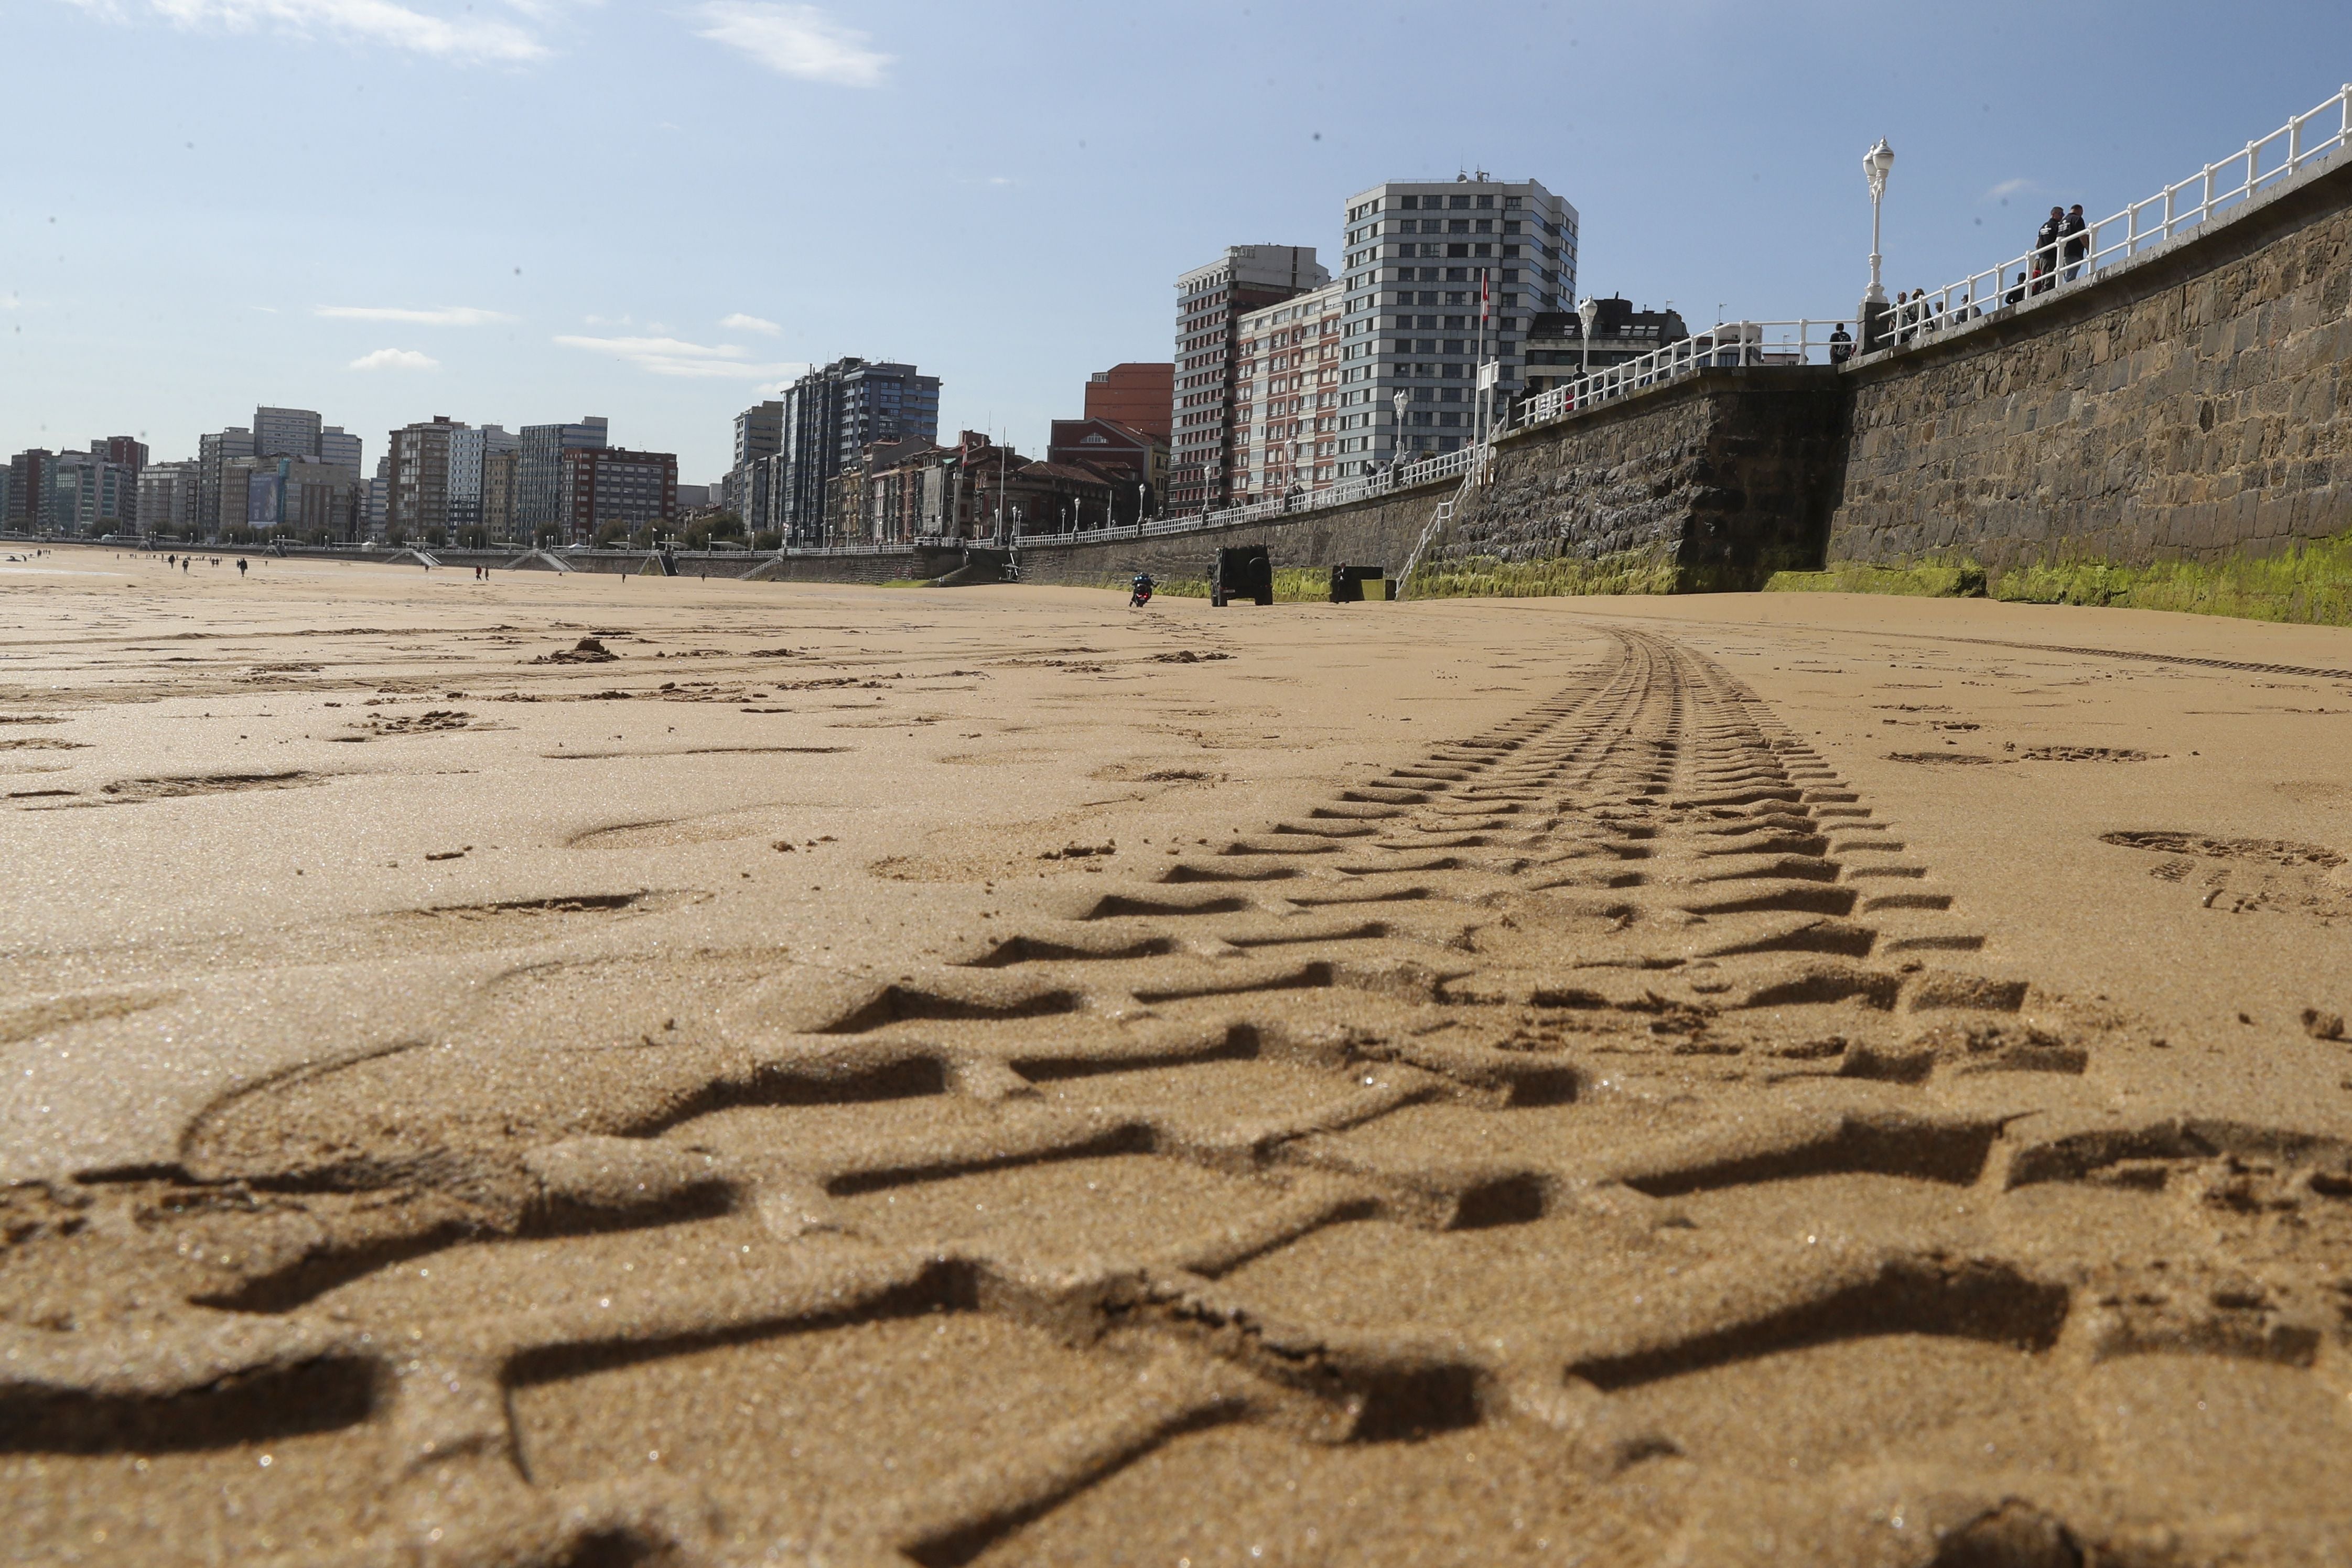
[1862,137,1895,306]
[1391,388,1409,464]
[1577,296,1600,382]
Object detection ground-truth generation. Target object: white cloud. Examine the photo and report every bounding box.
[349,347,440,371]
[720,312,781,335]
[68,0,546,62]
[317,304,516,326]
[1983,177,2040,202]
[692,2,889,86]
[554,333,799,379]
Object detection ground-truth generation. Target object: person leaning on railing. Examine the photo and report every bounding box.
[2060,204,2089,279]
[2031,206,2063,294]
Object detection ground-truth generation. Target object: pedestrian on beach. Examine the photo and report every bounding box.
[2032,207,2063,294]
[2060,203,2089,279]
[236,558,247,577]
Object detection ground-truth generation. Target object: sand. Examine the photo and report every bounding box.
[4,547,2350,1567]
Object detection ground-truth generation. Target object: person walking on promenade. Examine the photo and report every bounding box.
[2060,203,2089,279]
[1828,322,1853,364]
[2032,207,2063,294]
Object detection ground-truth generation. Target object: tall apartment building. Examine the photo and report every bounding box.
[1083,363,1174,441]
[560,447,676,541]
[482,449,519,537]
[778,359,940,542]
[727,399,784,524]
[517,416,608,536]
[7,450,51,531]
[387,416,466,536]
[1171,246,1328,511]
[46,450,137,534]
[94,436,149,520]
[1335,176,1577,468]
[320,426,362,473]
[138,460,199,536]
[229,454,360,538]
[254,406,322,459]
[1233,282,1345,503]
[197,427,256,534]
[365,457,389,537]
[448,424,520,536]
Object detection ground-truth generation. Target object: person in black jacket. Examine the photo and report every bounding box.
[2004,270,2029,306]
[1828,323,1853,364]
[2059,203,2089,279]
[2031,207,2063,294]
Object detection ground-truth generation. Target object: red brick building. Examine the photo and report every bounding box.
[560,446,677,541]
[1046,418,1166,523]
[1081,363,1173,441]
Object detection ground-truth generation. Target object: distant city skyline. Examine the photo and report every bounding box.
[6,0,2346,478]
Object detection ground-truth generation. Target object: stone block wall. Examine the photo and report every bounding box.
[1011,486,1454,588]
[1828,153,2352,570]
[1436,367,1848,588]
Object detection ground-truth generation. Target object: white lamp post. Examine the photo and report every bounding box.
[1577,295,1601,382]
[1863,138,1895,306]
[1391,388,1409,463]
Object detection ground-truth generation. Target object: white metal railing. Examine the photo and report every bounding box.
[1004,321,1846,554]
[1012,440,1488,550]
[1518,319,1845,429]
[1881,83,2352,354]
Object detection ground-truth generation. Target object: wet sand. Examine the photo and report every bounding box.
[5,548,2350,1566]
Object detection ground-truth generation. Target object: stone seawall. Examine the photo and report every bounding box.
[1827,152,2352,571]
[1010,369,1846,595]
[1011,485,1455,589]
[1432,366,1847,590]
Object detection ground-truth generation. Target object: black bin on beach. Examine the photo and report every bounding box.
[1329,564,1386,603]
[1211,546,1273,607]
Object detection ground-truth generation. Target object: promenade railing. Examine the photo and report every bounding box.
[1882,84,2352,354]
[1517,320,1844,430]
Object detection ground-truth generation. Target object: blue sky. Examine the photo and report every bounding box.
[5,1,2347,481]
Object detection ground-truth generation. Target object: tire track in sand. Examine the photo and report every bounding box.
[9,625,2352,1566]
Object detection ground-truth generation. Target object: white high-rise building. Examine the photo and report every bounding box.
[1334,176,1578,468]
[254,406,324,460]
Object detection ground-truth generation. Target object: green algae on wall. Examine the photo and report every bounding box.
[1765,563,1990,599]
[1767,531,2352,626]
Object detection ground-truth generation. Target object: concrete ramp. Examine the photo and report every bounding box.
[500,549,574,572]
[383,548,441,568]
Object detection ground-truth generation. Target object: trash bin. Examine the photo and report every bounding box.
[1329,564,1386,603]
[1211,546,1274,608]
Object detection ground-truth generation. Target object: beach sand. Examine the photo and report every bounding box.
[4,548,2350,1566]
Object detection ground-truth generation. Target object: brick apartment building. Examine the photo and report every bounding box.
[1170,245,1328,512]
[1233,280,1345,504]
[1082,362,1173,440]
[560,446,677,540]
